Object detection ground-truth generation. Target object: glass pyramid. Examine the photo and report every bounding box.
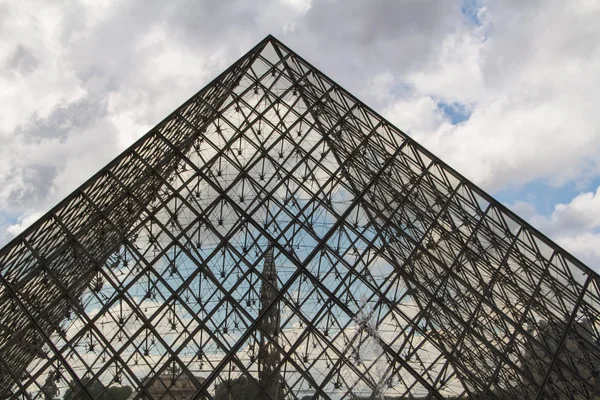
[0,35,599,400]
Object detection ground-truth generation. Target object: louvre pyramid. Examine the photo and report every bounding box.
[1,35,599,400]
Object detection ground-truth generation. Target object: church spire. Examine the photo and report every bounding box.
[258,247,283,400]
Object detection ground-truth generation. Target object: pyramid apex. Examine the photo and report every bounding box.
[264,33,280,44]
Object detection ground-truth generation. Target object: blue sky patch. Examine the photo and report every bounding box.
[0,212,17,225]
[438,101,472,124]
[494,177,600,216]
[461,0,483,26]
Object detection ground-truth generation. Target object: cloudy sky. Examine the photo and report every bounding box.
[1,0,599,269]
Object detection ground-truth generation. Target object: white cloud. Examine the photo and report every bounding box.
[407,25,486,105]
[6,210,44,237]
[375,0,600,192]
[0,2,86,134]
[509,186,600,269]
[554,232,600,270]
[383,95,448,137]
[281,0,312,13]
[530,187,600,235]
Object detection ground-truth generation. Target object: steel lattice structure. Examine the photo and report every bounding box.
[1,35,599,400]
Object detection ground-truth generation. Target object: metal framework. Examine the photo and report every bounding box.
[0,35,599,400]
